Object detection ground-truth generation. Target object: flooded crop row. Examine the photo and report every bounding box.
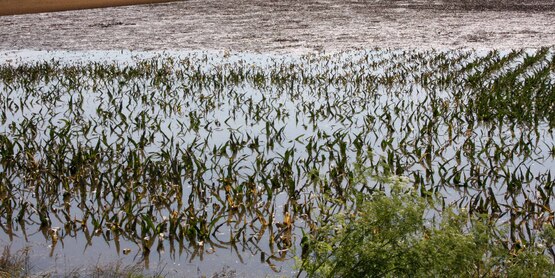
[0,48,554,275]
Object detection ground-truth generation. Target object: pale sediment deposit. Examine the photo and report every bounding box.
[0,0,554,53]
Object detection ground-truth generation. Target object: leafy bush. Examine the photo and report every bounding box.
[298,179,555,277]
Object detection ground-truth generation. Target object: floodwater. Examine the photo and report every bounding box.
[1,48,555,277]
[0,0,554,53]
[1,1,555,277]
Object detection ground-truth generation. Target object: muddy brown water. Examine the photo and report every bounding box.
[0,0,554,53]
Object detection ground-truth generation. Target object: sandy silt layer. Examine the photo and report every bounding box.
[0,0,178,16]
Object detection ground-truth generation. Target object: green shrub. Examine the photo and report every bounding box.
[298,180,555,277]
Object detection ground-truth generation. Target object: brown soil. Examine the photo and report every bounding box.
[0,0,554,53]
[0,0,177,16]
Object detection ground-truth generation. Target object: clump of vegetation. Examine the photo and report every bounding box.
[299,179,555,277]
[0,247,165,278]
[0,246,30,277]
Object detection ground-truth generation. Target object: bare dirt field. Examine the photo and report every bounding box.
[0,0,554,53]
[0,0,176,16]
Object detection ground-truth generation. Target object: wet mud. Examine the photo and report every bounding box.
[0,0,554,53]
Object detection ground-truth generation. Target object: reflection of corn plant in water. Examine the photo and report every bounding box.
[0,48,555,271]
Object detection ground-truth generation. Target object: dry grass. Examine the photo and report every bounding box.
[0,245,168,278]
[0,246,30,278]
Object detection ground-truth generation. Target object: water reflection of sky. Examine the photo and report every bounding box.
[0,49,554,276]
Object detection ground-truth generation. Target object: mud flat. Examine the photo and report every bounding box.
[0,0,554,53]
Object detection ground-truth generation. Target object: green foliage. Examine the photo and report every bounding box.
[299,181,555,278]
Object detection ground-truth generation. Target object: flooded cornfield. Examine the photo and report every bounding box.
[1,48,555,276]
